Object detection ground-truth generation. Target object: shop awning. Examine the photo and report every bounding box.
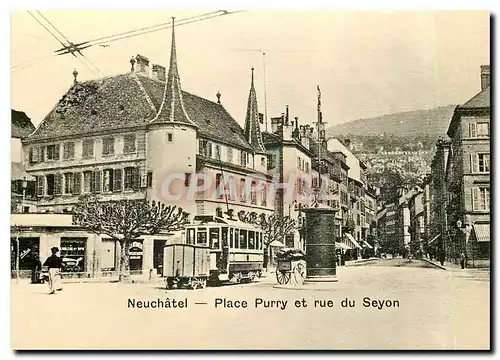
[428,233,441,245]
[335,242,351,250]
[363,241,373,249]
[472,224,490,242]
[345,233,362,249]
[269,240,286,248]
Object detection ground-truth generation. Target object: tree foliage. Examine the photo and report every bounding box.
[237,210,296,246]
[73,196,190,281]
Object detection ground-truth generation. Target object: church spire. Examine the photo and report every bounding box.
[244,67,266,153]
[151,17,196,126]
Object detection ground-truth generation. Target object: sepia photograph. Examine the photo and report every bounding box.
[9,9,490,350]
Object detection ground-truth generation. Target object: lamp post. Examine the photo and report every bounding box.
[457,216,473,268]
[21,176,28,213]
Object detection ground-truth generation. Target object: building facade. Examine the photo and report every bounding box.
[445,65,490,266]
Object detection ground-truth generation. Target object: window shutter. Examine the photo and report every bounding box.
[39,147,45,162]
[113,169,123,191]
[54,173,62,195]
[36,176,44,197]
[132,168,140,190]
[470,154,477,173]
[93,171,101,193]
[471,188,478,211]
[469,123,476,138]
[73,173,81,195]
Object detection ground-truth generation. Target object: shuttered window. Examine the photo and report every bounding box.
[92,171,101,193]
[83,171,92,193]
[124,167,139,190]
[472,187,490,211]
[36,176,44,196]
[64,173,74,194]
[471,153,490,173]
[73,173,81,195]
[54,173,62,195]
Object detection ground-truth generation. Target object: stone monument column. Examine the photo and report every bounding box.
[303,205,338,283]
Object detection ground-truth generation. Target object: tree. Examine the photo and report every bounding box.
[73,196,189,282]
[237,211,296,268]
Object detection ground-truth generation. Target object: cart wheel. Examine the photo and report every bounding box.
[276,270,291,285]
[191,283,198,290]
[200,279,207,289]
[166,278,174,290]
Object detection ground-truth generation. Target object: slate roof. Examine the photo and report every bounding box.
[243,69,266,153]
[12,110,35,139]
[138,75,253,151]
[150,20,196,127]
[26,72,254,151]
[459,86,490,109]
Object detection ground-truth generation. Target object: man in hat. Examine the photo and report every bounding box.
[43,247,63,294]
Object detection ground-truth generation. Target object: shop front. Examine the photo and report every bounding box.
[129,240,143,274]
[10,237,40,278]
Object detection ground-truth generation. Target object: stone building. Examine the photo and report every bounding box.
[427,138,452,260]
[445,65,490,266]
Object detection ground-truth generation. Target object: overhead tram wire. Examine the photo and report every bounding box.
[54,10,244,54]
[26,11,102,77]
[35,10,104,76]
[15,10,244,74]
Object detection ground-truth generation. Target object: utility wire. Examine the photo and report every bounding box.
[26,11,102,76]
[68,10,224,49]
[54,10,243,54]
[36,10,72,45]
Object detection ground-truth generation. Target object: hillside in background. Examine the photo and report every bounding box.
[327,105,456,137]
[326,105,457,203]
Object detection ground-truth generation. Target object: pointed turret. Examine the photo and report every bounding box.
[151,17,196,127]
[244,67,266,153]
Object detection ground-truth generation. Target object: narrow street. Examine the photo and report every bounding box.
[11,260,490,350]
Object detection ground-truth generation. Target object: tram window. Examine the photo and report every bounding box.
[197,229,207,245]
[234,229,239,249]
[229,228,234,248]
[240,230,248,249]
[209,228,220,249]
[187,229,195,245]
[221,227,228,248]
[260,234,263,250]
[248,231,255,249]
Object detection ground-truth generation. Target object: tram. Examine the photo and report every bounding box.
[184,214,264,284]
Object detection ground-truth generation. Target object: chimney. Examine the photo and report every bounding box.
[135,54,150,77]
[480,65,490,90]
[152,64,166,82]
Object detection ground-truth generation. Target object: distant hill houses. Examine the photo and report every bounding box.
[327,105,456,138]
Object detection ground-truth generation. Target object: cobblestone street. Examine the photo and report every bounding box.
[11,260,490,350]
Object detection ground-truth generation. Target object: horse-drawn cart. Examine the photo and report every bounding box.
[163,243,210,290]
[275,248,306,285]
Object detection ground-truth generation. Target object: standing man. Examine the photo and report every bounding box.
[460,252,466,269]
[30,253,42,284]
[43,247,63,294]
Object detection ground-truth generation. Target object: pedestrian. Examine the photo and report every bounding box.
[30,253,42,284]
[439,250,445,266]
[43,247,63,294]
[460,252,466,269]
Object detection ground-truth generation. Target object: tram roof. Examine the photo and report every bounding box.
[189,215,262,231]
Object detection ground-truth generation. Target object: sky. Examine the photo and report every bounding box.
[11,11,490,130]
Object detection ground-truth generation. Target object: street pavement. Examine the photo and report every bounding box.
[11,259,490,350]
